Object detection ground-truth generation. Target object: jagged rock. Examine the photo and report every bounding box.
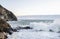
[0,18,17,35]
[0,5,17,21]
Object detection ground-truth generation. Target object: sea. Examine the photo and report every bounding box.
[7,15,60,39]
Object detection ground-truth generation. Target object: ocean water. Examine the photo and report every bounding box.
[7,16,60,39]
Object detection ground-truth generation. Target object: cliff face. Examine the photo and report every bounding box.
[0,5,17,21]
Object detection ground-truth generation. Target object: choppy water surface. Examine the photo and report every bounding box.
[7,19,60,39]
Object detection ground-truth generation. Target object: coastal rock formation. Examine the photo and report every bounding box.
[0,18,17,39]
[0,32,7,39]
[0,18,13,35]
[0,5,17,21]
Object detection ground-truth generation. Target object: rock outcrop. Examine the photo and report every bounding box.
[0,18,17,39]
[0,18,13,35]
[0,5,17,21]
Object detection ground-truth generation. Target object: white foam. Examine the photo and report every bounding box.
[29,19,60,32]
[29,22,49,31]
[49,19,60,32]
[8,31,60,39]
[7,19,60,39]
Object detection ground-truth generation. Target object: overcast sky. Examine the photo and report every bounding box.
[0,0,60,16]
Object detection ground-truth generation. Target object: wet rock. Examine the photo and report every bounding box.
[15,26,33,30]
[0,18,16,35]
[49,29,54,32]
[57,31,60,33]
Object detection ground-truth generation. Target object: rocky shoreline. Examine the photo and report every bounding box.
[0,5,17,39]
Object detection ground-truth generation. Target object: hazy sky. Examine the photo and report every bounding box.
[0,0,60,16]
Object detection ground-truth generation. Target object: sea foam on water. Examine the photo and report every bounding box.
[29,22,49,31]
[7,19,60,39]
[49,19,60,32]
[29,19,60,32]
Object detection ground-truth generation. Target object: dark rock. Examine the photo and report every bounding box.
[39,30,43,31]
[22,26,32,29]
[49,29,54,32]
[15,26,33,30]
[57,31,60,33]
[0,5,17,21]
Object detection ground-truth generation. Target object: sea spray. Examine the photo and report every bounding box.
[49,19,60,32]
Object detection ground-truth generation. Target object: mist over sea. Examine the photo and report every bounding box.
[7,15,60,39]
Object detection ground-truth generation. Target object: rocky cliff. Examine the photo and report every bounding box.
[0,5,17,21]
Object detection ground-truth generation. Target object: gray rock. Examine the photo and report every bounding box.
[0,5,17,21]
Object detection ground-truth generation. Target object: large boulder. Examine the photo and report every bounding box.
[0,5,17,21]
